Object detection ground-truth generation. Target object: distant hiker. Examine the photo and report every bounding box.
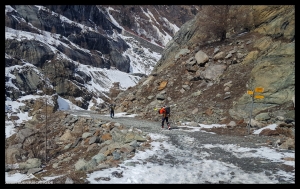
[109,103,116,118]
[158,105,170,130]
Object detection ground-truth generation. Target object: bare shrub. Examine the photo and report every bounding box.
[198,5,230,41]
[194,5,255,43]
[23,135,44,160]
[227,5,255,36]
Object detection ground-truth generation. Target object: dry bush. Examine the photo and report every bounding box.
[275,127,294,139]
[194,5,255,43]
[51,171,88,184]
[227,5,255,35]
[22,135,45,160]
[198,5,230,41]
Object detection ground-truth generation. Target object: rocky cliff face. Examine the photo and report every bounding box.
[5,5,199,111]
[5,5,294,130]
[100,5,200,47]
[115,5,295,128]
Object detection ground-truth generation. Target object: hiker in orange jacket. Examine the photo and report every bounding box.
[159,105,170,130]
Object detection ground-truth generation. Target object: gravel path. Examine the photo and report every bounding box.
[67,110,295,184]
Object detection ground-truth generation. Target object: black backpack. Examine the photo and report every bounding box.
[110,104,115,110]
[165,106,170,115]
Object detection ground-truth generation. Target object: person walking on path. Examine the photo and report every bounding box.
[109,103,116,119]
[158,105,170,130]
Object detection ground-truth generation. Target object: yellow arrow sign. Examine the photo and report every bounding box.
[254,95,264,99]
[255,87,264,93]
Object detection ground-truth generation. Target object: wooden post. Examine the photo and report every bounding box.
[246,87,264,135]
[247,94,254,135]
[45,97,47,163]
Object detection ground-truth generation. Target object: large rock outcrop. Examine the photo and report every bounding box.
[116,5,295,126]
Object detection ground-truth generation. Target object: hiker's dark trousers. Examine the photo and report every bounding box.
[161,117,169,126]
[110,110,114,118]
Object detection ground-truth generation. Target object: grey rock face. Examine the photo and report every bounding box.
[5,40,55,67]
[6,5,199,111]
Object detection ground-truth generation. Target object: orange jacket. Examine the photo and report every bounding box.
[159,107,167,117]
